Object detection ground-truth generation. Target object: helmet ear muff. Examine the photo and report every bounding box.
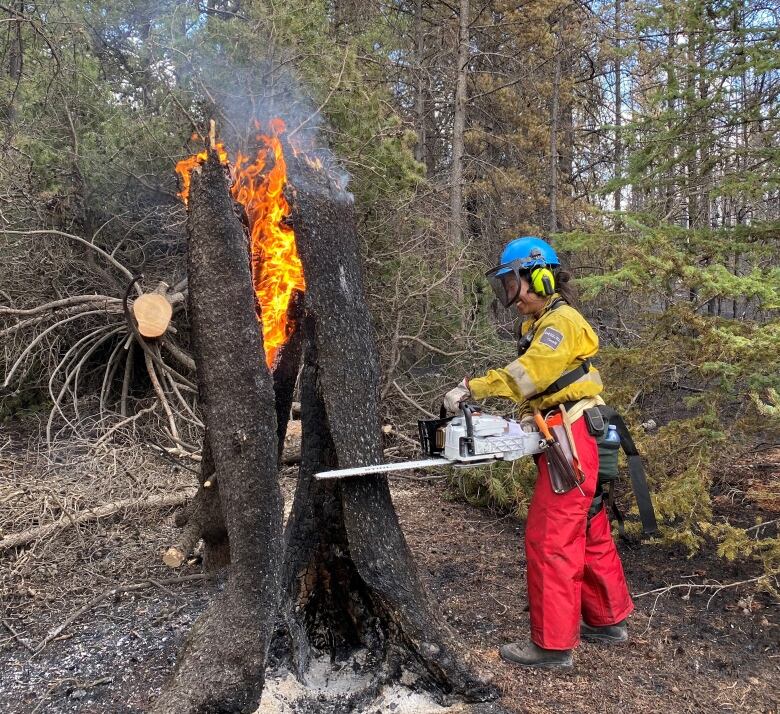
[530,267,555,296]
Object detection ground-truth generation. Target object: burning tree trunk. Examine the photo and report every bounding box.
[151,150,284,714]
[165,293,304,571]
[276,153,496,706]
[272,290,305,460]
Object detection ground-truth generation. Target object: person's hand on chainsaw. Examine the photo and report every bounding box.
[443,378,470,414]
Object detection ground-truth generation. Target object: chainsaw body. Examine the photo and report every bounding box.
[418,404,544,464]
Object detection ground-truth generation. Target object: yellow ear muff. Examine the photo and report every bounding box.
[530,268,555,296]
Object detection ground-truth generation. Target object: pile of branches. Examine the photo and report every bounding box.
[0,227,201,457]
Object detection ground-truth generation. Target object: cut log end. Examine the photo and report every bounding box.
[163,547,186,568]
[133,293,173,338]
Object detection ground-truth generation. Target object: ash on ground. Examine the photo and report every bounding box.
[257,652,460,714]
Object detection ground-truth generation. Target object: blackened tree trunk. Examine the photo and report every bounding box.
[277,152,495,706]
[165,258,304,573]
[152,151,284,714]
[165,431,230,570]
[272,290,305,460]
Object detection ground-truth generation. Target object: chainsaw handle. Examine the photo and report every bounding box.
[460,402,474,439]
[438,402,477,440]
[534,410,553,441]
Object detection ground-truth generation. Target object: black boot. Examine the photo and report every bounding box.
[499,641,573,669]
[580,619,628,643]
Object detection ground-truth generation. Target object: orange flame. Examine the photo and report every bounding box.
[175,120,305,368]
[175,142,229,204]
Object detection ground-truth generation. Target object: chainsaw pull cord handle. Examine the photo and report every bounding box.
[534,410,553,442]
[461,402,474,440]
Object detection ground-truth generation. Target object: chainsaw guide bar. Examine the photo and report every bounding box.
[314,403,545,480]
[314,458,454,480]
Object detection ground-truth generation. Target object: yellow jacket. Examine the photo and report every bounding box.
[469,296,603,412]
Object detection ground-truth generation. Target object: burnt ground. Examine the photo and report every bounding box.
[0,440,778,714]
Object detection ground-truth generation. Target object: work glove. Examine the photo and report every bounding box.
[519,414,537,433]
[443,378,470,414]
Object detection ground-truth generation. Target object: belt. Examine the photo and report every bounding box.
[542,400,578,418]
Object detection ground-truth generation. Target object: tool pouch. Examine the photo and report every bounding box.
[546,423,582,494]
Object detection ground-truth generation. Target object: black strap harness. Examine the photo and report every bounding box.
[517,297,592,401]
[591,406,658,540]
[532,358,591,400]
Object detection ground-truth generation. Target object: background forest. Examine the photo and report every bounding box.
[1,0,778,580]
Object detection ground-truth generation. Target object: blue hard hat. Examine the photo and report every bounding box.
[486,236,560,307]
[499,236,559,272]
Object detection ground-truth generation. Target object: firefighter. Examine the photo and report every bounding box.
[444,236,633,669]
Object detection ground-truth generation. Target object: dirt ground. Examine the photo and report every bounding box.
[0,434,778,714]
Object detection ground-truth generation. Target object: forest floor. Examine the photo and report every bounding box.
[0,424,778,714]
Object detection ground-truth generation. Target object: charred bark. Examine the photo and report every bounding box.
[166,434,230,570]
[164,228,305,573]
[272,289,305,460]
[151,151,283,714]
[275,153,496,706]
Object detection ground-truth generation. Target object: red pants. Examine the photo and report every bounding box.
[526,415,633,650]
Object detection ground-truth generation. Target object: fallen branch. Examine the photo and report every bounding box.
[0,491,195,552]
[0,294,120,317]
[746,517,780,533]
[30,676,113,714]
[397,334,466,357]
[3,618,35,653]
[2,229,136,284]
[95,402,158,447]
[635,574,775,610]
[384,424,421,448]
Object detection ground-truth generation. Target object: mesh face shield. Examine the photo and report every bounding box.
[485,259,530,308]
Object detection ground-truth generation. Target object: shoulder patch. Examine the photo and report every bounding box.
[538,327,564,350]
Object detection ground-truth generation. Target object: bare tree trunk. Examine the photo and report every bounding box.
[614,0,622,213]
[275,150,496,706]
[664,29,678,220]
[450,0,469,328]
[549,35,561,233]
[152,151,284,714]
[5,1,23,123]
[414,0,427,167]
[8,2,22,81]
[166,291,304,570]
[559,41,574,229]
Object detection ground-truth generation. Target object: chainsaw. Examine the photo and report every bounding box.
[314,403,544,480]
